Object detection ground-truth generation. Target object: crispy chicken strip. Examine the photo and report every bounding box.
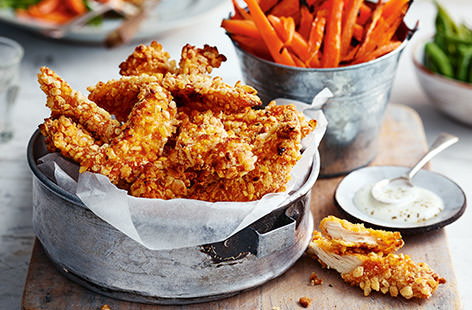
[129,160,192,200]
[105,86,178,163]
[40,116,101,164]
[319,216,404,255]
[87,75,162,122]
[169,110,256,179]
[38,67,121,143]
[130,103,314,201]
[188,104,309,201]
[342,253,446,299]
[162,74,262,113]
[41,116,142,186]
[41,86,178,184]
[119,42,225,77]
[178,44,227,75]
[119,41,177,77]
[131,110,257,199]
[307,217,445,300]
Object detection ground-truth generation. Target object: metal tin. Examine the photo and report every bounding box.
[233,41,409,177]
[27,130,320,305]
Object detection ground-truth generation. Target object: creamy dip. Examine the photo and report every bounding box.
[354,183,444,223]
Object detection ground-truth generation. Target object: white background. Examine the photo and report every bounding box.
[0,0,470,308]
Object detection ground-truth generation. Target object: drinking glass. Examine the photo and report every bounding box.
[0,37,23,143]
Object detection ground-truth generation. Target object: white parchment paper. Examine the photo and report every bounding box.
[37,91,331,250]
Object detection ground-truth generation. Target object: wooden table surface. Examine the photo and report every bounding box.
[21,104,461,310]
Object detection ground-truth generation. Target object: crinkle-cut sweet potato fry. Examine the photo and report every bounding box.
[357,3,372,25]
[298,5,314,40]
[231,34,272,60]
[221,19,261,39]
[340,0,363,57]
[269,0,300,18]
[321,0,343,67]
[259,0,279,13]
[355,1,385,59]
[353,41,402,64]
[244,0,296,66]
[308,12,326,55]
[268,15,295,45]
[232,0,252,20]
[222,0,411,68]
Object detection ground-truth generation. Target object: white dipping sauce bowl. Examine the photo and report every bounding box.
[335,166,466,234]
[413,37,472,127]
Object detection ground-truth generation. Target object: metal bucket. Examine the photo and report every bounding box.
[27,130,319,305]
[234,40,409,177]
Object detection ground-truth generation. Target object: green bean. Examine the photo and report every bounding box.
[457,46,472,81]
[435,1,459,36]
[458,23,472,40]
[424,42,454,78]
[424,51,439,73]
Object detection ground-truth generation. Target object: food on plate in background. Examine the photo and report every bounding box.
[38,41,317,202]
[424,2,472,83]
[221,0,412,68]
[307,216,446,299]
[3,0,142,25]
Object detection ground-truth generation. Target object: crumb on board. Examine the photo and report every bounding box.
[100,305,111,310]
[309,272,323,286]
[298,296,312,308]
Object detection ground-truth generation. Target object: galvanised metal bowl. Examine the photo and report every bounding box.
[27,130,320,305]
[233,36,411,177]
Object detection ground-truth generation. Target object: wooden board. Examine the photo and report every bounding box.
[22,104,461,310]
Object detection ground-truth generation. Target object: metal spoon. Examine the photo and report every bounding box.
[371,133,459,204]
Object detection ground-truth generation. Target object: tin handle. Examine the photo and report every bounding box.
[254,215,296,258]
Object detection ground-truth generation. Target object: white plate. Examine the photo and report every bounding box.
[0,0,224,43]
[335,166,466,234]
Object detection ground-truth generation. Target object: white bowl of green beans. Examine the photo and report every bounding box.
[413,3,472,126]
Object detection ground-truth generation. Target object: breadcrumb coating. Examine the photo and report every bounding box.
[40,116,101,164]
[38,67,121,143]
[119,41,177,77]
[87,75,162,122]
[189,104,305,202]
[307,216,445,300]
[40,75,178,184]
[342,253,446,299]
[106,86,178,164]
[162,74,262,114]
[130,103,312,201]
[169,110,256,179]
[319,216,404,255]
[178,44,227,75]
[130,161,191,200]
[39,42,317,202]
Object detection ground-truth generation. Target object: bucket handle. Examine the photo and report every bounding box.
[201,195,308,263]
